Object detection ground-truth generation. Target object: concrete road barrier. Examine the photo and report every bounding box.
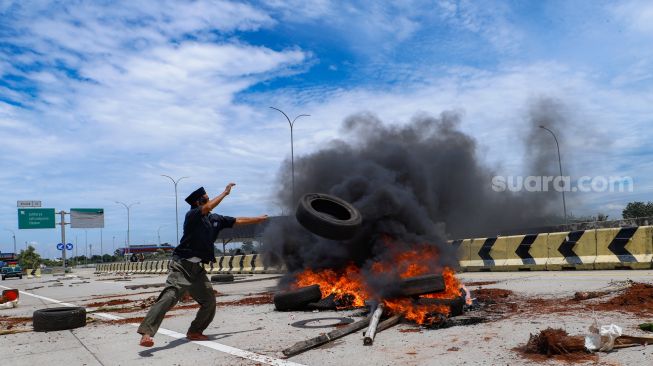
[464,237,502,271]
[252,254,266,273]
[498,233,548,271]
[594,226,652,270]
[546,230,596,270]
[214,256,224,272]
[455,239,473,270]
[241,255,255,273]
[231,255,244,273]
[157,260,165,273]
[220,256,233,273]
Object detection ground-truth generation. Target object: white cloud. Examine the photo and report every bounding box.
[611,0,653,35]
[1,1,652,258]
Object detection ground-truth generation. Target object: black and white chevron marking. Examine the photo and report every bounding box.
[607,227,637,262]
[558,230,584,265]
[515,234,538,265]
[478,238,497,266]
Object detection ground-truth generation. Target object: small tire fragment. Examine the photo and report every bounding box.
[274,285,322,311]
[295,193,362,240]
[210,274,234,283]
[33,307,86,332]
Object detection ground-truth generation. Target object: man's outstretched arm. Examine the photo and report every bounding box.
[201,183,235,215]
[234,215,268,226]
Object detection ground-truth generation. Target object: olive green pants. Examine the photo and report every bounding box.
[137,259,215,336]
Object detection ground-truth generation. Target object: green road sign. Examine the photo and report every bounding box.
[18,208,56,229]
[70,208,104,228]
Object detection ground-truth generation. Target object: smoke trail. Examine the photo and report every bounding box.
[262,101,570,293]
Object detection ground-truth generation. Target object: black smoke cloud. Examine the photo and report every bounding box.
[262,101,568,291]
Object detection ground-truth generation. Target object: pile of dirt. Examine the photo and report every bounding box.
[473,288,513,304]
[515,327,597,364]
[108,315,173,325]
[138,296,157,309]
[0,316,32,330]
[592,282,653,314]
[486,282,653,319]
[573,291,609,301]
[464,281,498,287]
[87,299,132,308]
[217,292,273,306]
[91,290,161,299]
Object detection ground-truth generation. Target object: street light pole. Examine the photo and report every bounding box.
[115,201,140,260]
[161,175,188,246]
[539,125,568,225]
[157,225,167,245]
[270,107,310,204]
[4,229,16,255]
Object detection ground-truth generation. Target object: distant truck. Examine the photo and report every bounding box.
[1,266,22,280]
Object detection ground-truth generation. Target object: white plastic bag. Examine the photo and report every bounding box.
[585,321,622,352]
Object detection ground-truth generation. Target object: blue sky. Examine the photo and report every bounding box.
[1,0,653,258]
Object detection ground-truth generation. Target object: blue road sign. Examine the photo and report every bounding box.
[65,243,73,250]
[56,243,64,250]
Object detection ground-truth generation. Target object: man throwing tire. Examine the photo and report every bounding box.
[138,183,267,347]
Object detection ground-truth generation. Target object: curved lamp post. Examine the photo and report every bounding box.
[161,175,188,245]
[269,107,309,204]
[4,229,16,255]
[539,125,568,225]
[115,201,140,258]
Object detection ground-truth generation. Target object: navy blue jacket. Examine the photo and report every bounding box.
[173,207,236,264]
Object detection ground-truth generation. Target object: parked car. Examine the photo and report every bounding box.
[1,266,22,280]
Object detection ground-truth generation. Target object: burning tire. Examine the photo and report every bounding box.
[295,193,362,240]
[33,307,86,332]
[396,274,446,297]
[274,284,322,311]
[416,295,466,316]
[211,274,234,283]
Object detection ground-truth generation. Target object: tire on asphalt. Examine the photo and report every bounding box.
[33,307,86,332]
[210,274,234,283]
[295,193,362,240]
[396,274,446,297]
[274,284,322,311]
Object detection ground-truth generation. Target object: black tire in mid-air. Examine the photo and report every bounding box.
[274,284,322,311]
[33,307,86,332]
[210,274,234,283]
[295,193,362,240]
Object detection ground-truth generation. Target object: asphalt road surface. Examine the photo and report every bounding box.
[1,268,652,365]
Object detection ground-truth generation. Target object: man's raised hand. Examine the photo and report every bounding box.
[224,183,236,195]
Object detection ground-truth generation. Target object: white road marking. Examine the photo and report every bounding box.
[0,285,306,366]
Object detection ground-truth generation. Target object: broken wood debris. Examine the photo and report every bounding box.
[282,314,372,357]
[363,303,384,346]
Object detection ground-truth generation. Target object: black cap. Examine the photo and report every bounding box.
[185,187,206,206]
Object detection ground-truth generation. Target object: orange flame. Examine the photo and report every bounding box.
[293,242,464,325]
